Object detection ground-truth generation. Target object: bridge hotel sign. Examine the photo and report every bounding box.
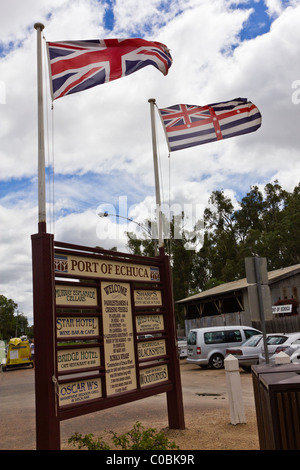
[31,235,185,450]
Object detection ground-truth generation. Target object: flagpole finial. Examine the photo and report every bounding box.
[148,98,156,104]
[34,23,45,31]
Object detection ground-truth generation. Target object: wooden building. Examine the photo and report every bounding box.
[177,264,300,334]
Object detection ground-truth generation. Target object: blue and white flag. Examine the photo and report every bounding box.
[158,98,262,152]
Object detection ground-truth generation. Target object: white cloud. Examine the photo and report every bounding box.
[265,0,284,17]
[0,201,37,321]
[1,0,300,322]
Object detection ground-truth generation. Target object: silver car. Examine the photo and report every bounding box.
[259,332,300,364]
[177,337,187,359]
[226,334,279,371]
[187,325,261,369]
[291,347,300,364]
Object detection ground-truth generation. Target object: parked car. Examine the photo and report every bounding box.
[177,337,187,359]
[187,325,261,369]
[259,332,300,364]
[226,334,281,371]
[137,335,154,340]
[291,347,300,364]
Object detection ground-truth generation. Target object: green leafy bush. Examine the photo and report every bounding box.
[68,421,179,450]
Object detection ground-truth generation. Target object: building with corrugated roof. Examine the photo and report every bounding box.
[177,264,300,334]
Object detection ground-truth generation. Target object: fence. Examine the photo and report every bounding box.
[253,315,300,334]
[185,313,300,335]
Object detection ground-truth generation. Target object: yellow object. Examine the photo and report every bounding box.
[4,338,34,370]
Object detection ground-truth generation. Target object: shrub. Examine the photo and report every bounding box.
[68,421,179,450]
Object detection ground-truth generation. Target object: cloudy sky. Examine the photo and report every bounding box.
[1,0,300,324]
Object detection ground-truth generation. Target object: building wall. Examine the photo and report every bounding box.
[184,307,252,335]
[270,273,300,305]
[185,274,300,334]
[184,274,300,335]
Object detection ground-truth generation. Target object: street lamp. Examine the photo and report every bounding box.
[97,211,152,237]
[97,211,157,255]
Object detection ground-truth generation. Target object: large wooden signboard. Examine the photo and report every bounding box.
[31,235,184,450]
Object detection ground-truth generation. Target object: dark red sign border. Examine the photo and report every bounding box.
[31,232,185,450]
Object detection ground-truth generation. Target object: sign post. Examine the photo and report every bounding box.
[245,256,271,364]
[32,238,185,450]
[31,232,60,449]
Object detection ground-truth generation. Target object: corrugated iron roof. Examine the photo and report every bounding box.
[177,263,300,304]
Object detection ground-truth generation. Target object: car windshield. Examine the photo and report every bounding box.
[267,335,288,345]
[243,335,262,347]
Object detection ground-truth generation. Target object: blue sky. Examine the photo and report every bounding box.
[1,0,300,323]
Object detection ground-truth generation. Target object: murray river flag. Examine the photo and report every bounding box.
[158,98,262,152]
[47,38,172,100]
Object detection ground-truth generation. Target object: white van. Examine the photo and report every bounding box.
[187,325,261,369]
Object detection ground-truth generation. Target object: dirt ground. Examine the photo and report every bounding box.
[62,362,260,451]
[63,407,259,451]
[0,362,260,451]
[162,409,259,450]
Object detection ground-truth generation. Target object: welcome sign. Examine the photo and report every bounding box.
[101,281,137,395]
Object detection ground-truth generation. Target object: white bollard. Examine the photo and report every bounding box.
[275,351,291,364]
[224,354,246,425]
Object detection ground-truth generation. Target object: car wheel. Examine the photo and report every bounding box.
[209,353,224,369]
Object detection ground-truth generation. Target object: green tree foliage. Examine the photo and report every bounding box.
[200,180,300,282]
[0,295,31,340]
[126,181,300,326]
[203,190,237,282]
[0,295,17,339]
[126,213,198,326]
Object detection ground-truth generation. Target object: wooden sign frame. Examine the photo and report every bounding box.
[31,233,184,450]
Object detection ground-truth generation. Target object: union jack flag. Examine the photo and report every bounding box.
[46,38,172,100]
[158,98,262,152]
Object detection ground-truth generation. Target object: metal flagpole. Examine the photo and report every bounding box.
[32,23,61,450]
[148,98,163,251]
[34,23,47,233]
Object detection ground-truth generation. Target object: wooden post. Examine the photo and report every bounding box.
[224,354,246,425]
[31,232,60,449]
[160,248,185,429]
[275,352,291,364]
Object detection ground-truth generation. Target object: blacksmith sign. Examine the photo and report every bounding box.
[31,235,185,450]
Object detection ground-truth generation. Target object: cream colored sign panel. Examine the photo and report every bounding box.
[57,347,101,372]
[134,290,162,306]
[55,285,97,307]
[136,314,164,333]
[140,364,168,387]
[59,378,102,407]
[101,281,136,395]
[56,317,99,338]
[138,339,166,360]
[54,253,160,282]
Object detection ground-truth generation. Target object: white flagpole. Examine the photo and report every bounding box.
[148,98,163,251]
[34,23,47,233]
